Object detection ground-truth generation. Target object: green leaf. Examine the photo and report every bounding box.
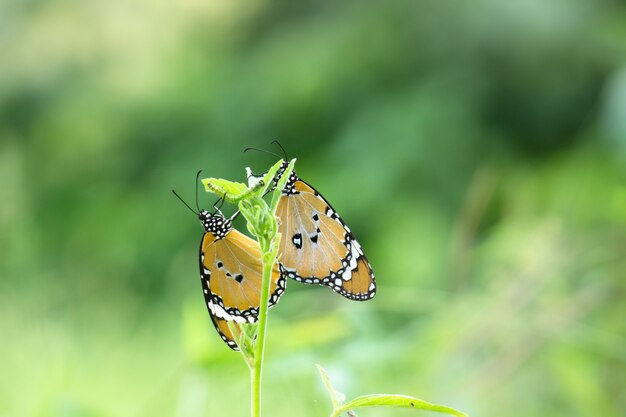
[201,178,248,201]
[318,365,468,417]
[247,159,285,196]
[316,364,346,409]
[336,394,468,417]
[233,322,257,368]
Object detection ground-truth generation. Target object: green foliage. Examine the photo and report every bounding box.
[204,159,296,417]
[205,160,466,417]
[1,1,626,416]
[201,178,250,202]
[317,365,467,417]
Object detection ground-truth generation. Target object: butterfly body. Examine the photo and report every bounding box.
[198,209,285,350]
[273,161,376,301]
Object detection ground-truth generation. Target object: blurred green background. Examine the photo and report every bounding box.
[2,0,626,416]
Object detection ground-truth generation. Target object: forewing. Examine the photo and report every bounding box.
[223,229,286,309]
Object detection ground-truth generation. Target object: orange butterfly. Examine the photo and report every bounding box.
[197,209,285,349]
[272,160,376,301]
[174,186,285,350]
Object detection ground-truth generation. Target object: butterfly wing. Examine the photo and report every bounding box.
[200,271,240,349]
[276,177,376,301]
[329,240,376,301]
[200,229,286,350]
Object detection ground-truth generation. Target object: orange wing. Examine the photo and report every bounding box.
[276,177,375,301]
[200,229,285,350]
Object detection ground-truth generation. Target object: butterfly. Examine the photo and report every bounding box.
[197,209,286,350]
[174,186,286,350]
[271,160,376,301]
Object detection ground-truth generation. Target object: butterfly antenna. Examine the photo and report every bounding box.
[243,146,283,159]
[172,189,198,215]
[195,170,203,212]
[230,210,241,222]
[212,193,227,216]
[271,140,288,160]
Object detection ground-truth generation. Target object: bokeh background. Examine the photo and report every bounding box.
[2,0,626,416]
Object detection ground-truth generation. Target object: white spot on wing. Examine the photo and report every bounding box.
[348,244,360,270]
[208,301,231,320]
[341,266,352,281]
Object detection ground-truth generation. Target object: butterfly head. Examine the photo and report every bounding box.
[274,159,298,195]
[276,159,290,176]
[199,210,232,239]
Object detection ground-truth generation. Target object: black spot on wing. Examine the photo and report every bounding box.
[292,233,303,249]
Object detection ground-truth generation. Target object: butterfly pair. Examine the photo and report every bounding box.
[190,161,375,350]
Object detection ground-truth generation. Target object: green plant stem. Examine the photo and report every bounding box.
[330,409,343,417]
[250,237,274,417]
[240,159,294,417]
